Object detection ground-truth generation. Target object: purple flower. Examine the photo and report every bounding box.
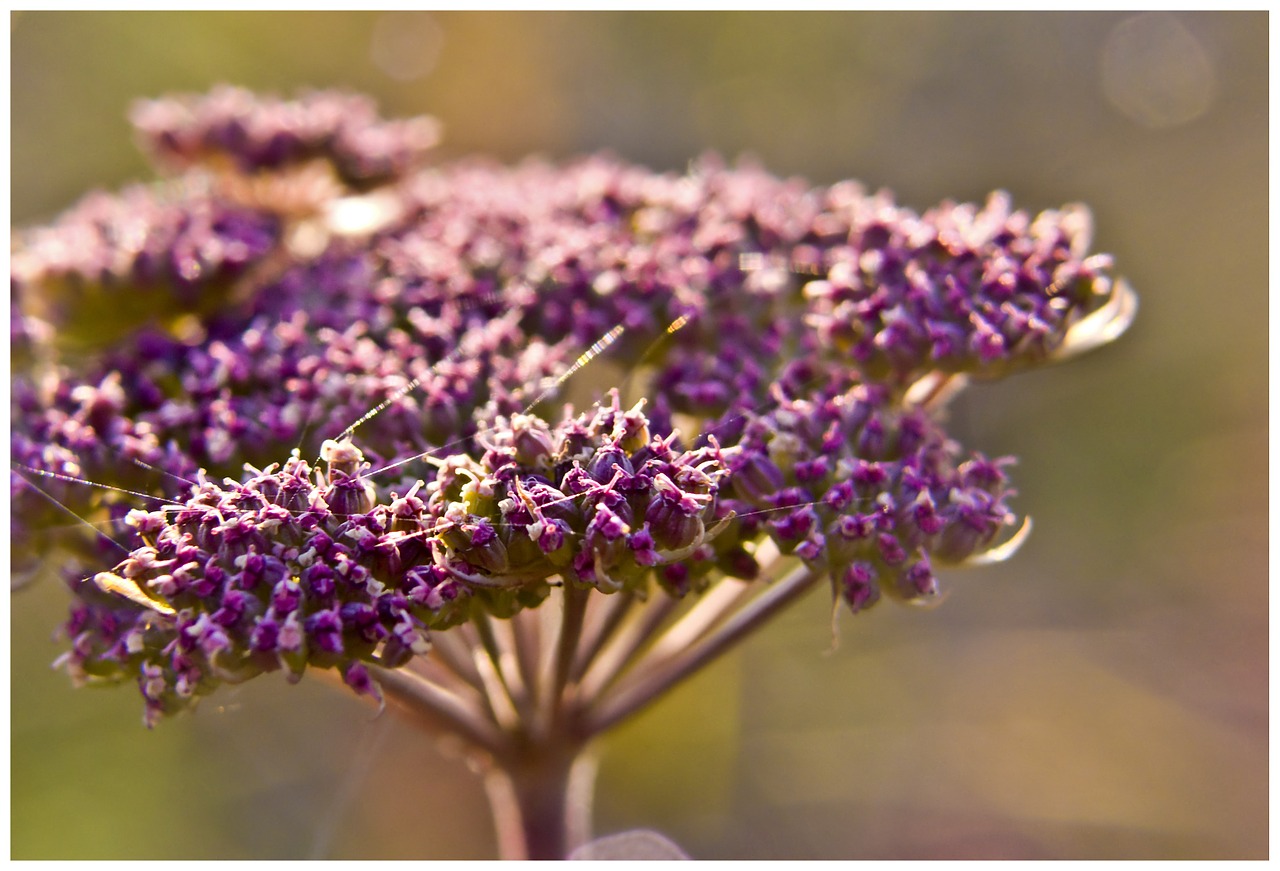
[12,87,1133,725]
[130,86,440,187]
[841,562,881,614]
[802,190,1126,383]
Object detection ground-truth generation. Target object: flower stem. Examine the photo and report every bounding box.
[570,588,637,683]
[367,664,506,757]
[550,582,589,712]
[373,563,820,856]
[483,738,597,860]
[427,626,488,693]
[585,563,821,733]
[576,593,680,701]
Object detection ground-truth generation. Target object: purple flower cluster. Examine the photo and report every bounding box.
[131,85,441,187]
[63,391,729,724]
[11,88,1131,723]
[64,443,455,726]
[803,187,1117,382]
[11,183,280,340]
[723,373,1016,612]
[10,245,577,547]
[427,390,730,597]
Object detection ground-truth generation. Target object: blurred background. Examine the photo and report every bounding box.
[10,11,1267,859]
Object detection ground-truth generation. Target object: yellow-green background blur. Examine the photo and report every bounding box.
[10,11,1267,859]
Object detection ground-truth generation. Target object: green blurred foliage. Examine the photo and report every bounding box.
[10,11,1266,859]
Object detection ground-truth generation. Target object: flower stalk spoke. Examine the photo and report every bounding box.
[549,582,590,718]
[587,565,823,733]
[426,627,488,695]
[367,664,507,758]
[643,575,758,662]
[509,606,544,714]
[575,593,683,702]
[570,588,639,684]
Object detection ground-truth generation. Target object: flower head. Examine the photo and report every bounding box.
[802,189,1127,383]
[130,85,440,187]
[12,88,1133,724]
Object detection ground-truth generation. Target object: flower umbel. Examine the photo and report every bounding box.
[12,88,1134,859]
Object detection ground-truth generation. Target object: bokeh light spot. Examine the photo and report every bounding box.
[370,12,443,82]
[1100,13,1216,129]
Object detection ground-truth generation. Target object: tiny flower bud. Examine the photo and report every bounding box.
[732,452,786,506]
[320,438,365,481]
[841,562,881,614]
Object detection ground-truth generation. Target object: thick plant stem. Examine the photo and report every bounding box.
[484,739,597,860]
